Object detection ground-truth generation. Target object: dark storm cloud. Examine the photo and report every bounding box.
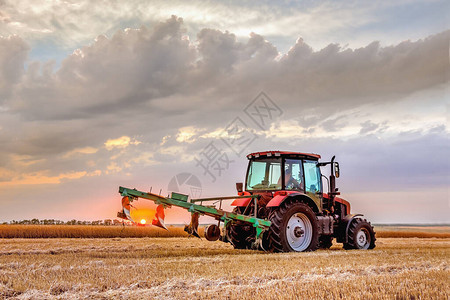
[13,16,194,119]
[5,17,448,124]
[272,33,449,115]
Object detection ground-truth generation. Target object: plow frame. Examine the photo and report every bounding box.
[119,186,271,249]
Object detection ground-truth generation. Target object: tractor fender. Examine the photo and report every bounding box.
[338,214,363,243]
[267,192,320,213]
[265,194,288,207]
[231,191,252,207]
[231,197,252,207]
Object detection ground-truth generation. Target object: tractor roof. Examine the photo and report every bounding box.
[247,151,321,160]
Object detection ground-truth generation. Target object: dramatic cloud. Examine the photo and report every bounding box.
[1,0,447,55]
[0,35,28,103]
[0,15,448,223]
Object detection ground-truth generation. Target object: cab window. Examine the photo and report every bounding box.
[284,159,304,190]
[303,160,321,193]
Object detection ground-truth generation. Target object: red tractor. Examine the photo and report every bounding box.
[225,151,376,252]
[118,150,376,252]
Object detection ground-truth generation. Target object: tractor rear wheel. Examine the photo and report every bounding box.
[228,207,254,249]
[343,218,376,250]
[269,201,319,252]
[318,235,333,249]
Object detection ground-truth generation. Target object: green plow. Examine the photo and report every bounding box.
[118,186,271,249]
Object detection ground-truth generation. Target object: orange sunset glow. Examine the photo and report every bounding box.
[130,208,155,224]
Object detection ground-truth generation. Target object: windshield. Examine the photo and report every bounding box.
[246,158,282,190]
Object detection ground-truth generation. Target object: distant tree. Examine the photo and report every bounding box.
[104,219,112,226]
[31,218,39,225]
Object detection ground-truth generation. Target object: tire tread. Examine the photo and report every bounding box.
[343,218,376,250]
[268,199,319,252]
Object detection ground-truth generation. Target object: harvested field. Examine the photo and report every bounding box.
[1,224,449,239]
[374,225,450,238]
[0,237,448,299]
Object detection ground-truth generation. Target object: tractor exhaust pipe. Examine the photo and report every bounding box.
[330,155,336,197]
[329,156,337,210]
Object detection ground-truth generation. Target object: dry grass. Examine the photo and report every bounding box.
[0,225,201,239]
[0,237,448,299]
[0,224,448,238]
[375,231,450,238]
[375,225,450,238]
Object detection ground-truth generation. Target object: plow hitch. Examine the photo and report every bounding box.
[118,186,271,249]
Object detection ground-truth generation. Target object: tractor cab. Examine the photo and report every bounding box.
[244,151,324,209]
[245,151,322,194]
[242,151,343,215]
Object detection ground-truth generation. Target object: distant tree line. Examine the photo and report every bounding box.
[4,219,125,225]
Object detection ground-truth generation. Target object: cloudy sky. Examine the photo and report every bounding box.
[0,0,448,224]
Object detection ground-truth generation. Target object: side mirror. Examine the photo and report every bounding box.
[236,182,243,193]
[334,162,340,178]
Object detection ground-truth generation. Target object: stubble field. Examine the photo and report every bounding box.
[0,227,449,299]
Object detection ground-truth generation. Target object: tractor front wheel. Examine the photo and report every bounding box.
[343,218,376,250]
[269,201,319,252]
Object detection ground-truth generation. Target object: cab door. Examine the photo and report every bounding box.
[303,160,322,209]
